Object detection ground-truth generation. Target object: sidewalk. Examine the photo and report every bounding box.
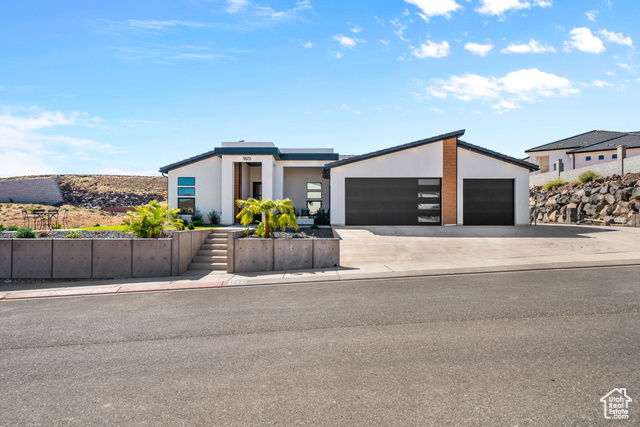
[2,224,640,300]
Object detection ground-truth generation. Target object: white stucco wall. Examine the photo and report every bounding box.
[167,156,222,223]
[329,141,444,226]
[283,167,330,213]
[573,148,640,169]
[528,150,572,174]
[457,148,531,226]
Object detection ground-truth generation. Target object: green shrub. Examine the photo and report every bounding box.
[64,231,83,239]
[191,208,203,223]
[310,224,319,229]
[0,222,4,231]
[207,210,221,224]
[93,223,100,227]
[51,223,62,230]
[577,170,601,183]
[192,220,203,227]
[187,223,195,230]
[543,177,566,191]
[6,225,19,231]
[122,200,182,238]
[15,227,37,238]
[314,209,330,225]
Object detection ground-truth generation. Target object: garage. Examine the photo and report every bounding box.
[345,178,441,225]
[463,179,514,225]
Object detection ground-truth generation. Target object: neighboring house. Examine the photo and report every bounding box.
[159,130,538,226]
[526,130,640,174]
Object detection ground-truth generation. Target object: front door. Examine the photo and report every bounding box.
[253,182,262,200]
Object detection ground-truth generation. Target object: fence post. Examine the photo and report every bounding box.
[617,145,626,176]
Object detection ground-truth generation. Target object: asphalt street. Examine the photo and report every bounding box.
[1,266,639,426]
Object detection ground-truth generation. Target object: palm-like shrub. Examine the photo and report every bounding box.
[235,198,298,238]
[122,201,183,238]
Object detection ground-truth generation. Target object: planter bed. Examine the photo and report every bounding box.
[0,230,174,239]
[229,227,340,273]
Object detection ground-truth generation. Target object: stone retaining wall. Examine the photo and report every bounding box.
[0,229,210,280]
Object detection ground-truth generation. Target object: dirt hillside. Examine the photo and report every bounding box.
[0,175,167,229]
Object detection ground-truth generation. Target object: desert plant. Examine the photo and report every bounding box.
[38,231,54,238]
[15,227,37,238]
[543,177,566,191]
[94,223,101,227]
[51,223,62,230]
[191,220,203,227]
[121,200,182,238]
[310,224,319,229]
[64,231,83,239]
[0,222,4,231]
[208,209,221,224]
[191,207,203,223]
[577,170,601,183]
[235,198,298,238]
[187,223,195,230]
[314,209,330,225]
[6,225,20,231]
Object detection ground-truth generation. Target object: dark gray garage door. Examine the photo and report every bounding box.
[345,178,441,225]
[463,179,514,225]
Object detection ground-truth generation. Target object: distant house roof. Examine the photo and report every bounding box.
[159,147,339,173]
[458,140,539,171]
[568,133,640,153]
[525,130,627,153]
[323,130,466,170]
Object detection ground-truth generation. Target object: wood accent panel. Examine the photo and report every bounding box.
[233,163,242,221]
[442,137,457,225]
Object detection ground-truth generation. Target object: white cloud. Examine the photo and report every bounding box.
[564,27,605,53]
[430,107,445,113]
[0,107,111,177]
[476,0,552,16]
[411,41,451,58]
[127,20,207,30]
[302,41,312,48]
[585,10,597,21]
[255,0,311,20]
[174,53,225,60]
[591,80,614,87]
[422,68,578,112]
[226,0,249,13]
[404,0,463,20]
[340,104,360,114]
[378,39,391,46]
[329,51,343,59]
[464,42,494,56]
[333,34,365,49]
[501,39,556,54]
[350,25,362,33]
[599,29,633,47]
[389,18,409,42]
[605,71,615,76]
[617,62,633,71]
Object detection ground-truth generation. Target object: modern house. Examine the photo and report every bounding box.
[526,130,640,174]
[159,130,538,226]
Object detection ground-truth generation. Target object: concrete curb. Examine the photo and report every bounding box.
[2,258,639,300]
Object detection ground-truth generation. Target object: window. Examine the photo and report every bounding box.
[418,216,440,223]
[553,163,556,171]
[307,182,321,190]
[586,156,591,161]
[598,155,605,160]
[178,198,195,214]
[418,178,440,186]
[418,203,440,210]
[178,187,195,196]
[307,201,322,214]
[418,192,440,198]
[178,177,195,186]
[612,154,618,159]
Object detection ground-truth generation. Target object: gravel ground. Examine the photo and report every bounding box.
[245,227,334,239]
[0,230,175,239]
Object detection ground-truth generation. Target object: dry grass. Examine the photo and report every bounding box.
[0,174,166,195]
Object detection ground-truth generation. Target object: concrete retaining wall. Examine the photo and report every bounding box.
[229,232,340,273]
[530,156,640,187]
[0,229,214,280]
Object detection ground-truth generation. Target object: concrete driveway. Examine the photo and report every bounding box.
[335,224,640,274]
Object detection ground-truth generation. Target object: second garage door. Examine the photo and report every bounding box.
[463,179,514,225]
[345,178,441,225]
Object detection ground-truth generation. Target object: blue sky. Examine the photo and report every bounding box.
[0,0,637,177]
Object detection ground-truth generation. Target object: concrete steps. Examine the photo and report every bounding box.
[188,231,228,272]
